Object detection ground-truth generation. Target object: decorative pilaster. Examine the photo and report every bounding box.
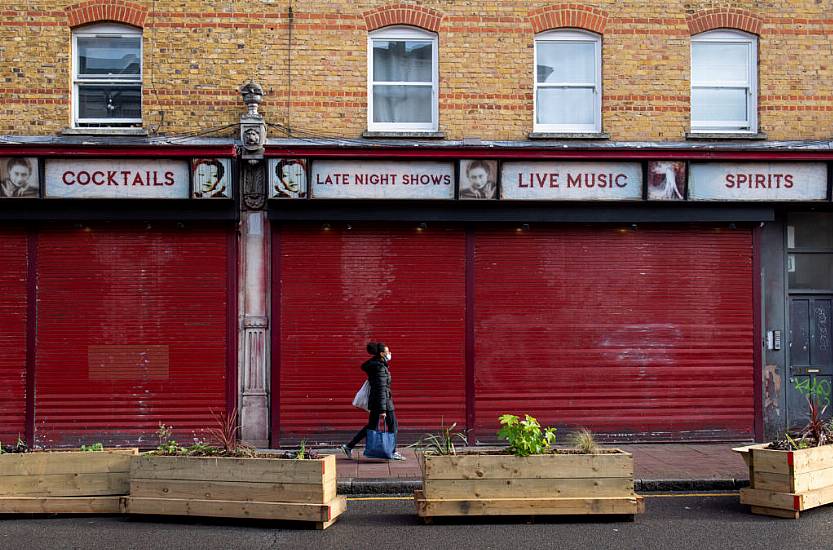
[238,82,270,447]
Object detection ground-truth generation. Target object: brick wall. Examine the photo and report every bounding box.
[1,1,832,141]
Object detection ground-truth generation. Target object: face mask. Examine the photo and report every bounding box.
[384,352,392,362]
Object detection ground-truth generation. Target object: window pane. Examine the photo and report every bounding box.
[788,213,833,249]
[78,85,141,120]
[77,36,141,77]
[536,41,595,84]
[691,88,747,123]
[372,85,432,123]
[788,254,833,291]
[373,40,433,82]
[692,42,748,83]
[536,87,595,125]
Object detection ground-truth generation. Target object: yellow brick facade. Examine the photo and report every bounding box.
[1,1,832,141]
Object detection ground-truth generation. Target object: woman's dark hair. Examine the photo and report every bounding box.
[465,159,491,178]
[366,341,387,356]
[197,159,225,183]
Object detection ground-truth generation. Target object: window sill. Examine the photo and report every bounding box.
[685,132,767,140]
[62,127,148,137]
[362,130,445,139]
[528,132,610,140]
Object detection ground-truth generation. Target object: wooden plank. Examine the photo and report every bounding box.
[732,444,768,471]
[749,449,791,476]
[793,466,833,493]
[798,483,833,510]
[750,505,799,519]
[0,450,137,477]
[423,477,634,499]
[0,496,121,514]
[739,488,799,511]
[792,446,833,473]
[751,472,792,493]
[413,491,643,517]
[123,496,338,522]
[0,473,128,497]
[129,479,331,504]
[422,452,633,481]
[130,455,333,484]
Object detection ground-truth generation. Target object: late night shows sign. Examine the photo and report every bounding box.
[689,162,829,201]
[501,162,643,200]
[45,159,190,199]
[310,160,454,199]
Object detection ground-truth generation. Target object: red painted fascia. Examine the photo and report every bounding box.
[0,145,238,158]
[264,146,833,161]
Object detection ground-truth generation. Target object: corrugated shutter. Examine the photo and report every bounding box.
[0,230,28,442]
[35,224,230,447]
[276,224,466,441]
[474,226,753,441]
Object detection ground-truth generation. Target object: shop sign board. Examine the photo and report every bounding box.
[689,162,828,201]
[45,159,190,199]
[310,160,454,199]
[501,161,643,200]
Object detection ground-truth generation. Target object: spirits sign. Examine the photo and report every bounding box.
[689,162,828,201]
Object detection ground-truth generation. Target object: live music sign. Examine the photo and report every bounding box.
[501,162,643,200]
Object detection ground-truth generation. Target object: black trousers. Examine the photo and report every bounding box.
[347,409,397,448]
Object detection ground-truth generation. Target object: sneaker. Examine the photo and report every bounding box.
[390,452,406,461]
[340,444,353,460]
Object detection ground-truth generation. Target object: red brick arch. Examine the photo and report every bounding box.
[66,0,147,29]
[529,4,609,34]
[362,3,444,33]
[686,8,762,35]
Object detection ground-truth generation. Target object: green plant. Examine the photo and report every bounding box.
[155,423,181,455]
[185,441,220,456]
[2,435,28,454]
[410,420,468,456]
[568,428,598,454]
[80,442,104,452]
[497,414,557,457]
[792,377,833,448]
[297,439,306,460]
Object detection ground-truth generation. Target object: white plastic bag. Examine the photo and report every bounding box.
[352,380,370,412]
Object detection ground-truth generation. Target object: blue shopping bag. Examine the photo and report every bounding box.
[364,424,397,459]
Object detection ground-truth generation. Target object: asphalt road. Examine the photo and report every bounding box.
[1,494,832,550]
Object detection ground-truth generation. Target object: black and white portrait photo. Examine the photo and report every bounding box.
[647,161,686,200]
[459,159,497,200]
[269,158,307,199]
[192,158,232,198]
[0,157,38,198]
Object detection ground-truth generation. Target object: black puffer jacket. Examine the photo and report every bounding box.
[362,357,394,412]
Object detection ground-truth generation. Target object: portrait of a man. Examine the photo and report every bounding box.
[192,158,232,198]
[0,157,38,198]
[269,158,307,199]
[459,159,497,200]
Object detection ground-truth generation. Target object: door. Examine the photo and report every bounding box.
[788,297,833,428]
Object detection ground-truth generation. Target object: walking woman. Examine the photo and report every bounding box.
[341,342,405,461]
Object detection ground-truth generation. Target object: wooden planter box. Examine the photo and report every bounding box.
[734,443,833,519]
[122,453,346,529]
[0,448,138,514]
[414,449,644,521]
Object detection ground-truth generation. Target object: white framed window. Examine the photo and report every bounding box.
[690,30,757,133]
[72,23,142,127]
[534,30,602,133]
[367,26,438,133]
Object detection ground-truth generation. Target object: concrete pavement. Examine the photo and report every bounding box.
[329,443,752,494]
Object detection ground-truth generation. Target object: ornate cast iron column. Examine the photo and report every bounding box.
[238,82,270,446]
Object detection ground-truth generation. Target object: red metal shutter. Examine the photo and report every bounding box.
[0,230,28,442]
[474,226,753,441]
[35,224,231,447]
[275,224,466,442]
